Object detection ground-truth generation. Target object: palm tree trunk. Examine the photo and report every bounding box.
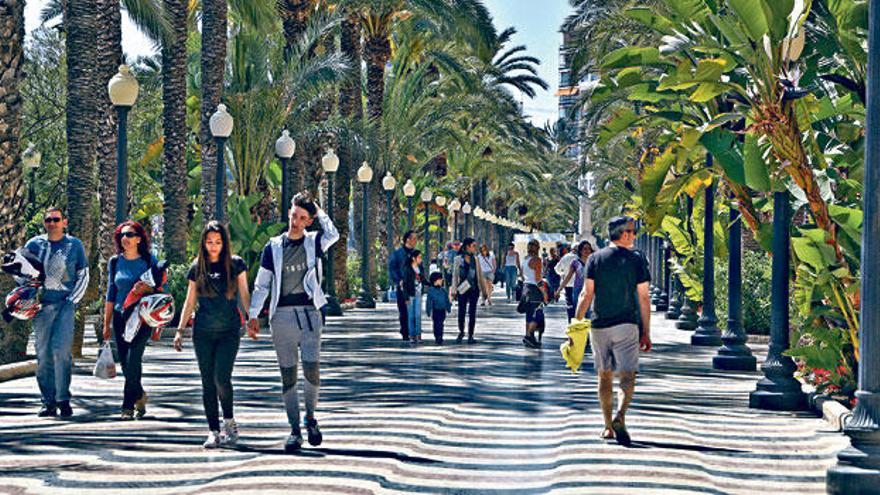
[277,0,311,198]
[199,0,228,221]
[0,0,30,365]
[363,34,391,300]
[95,0,121,262]
[162,0,189,263]
[66,0,100,358]
[90,0,122,346]
[334,14,361,299]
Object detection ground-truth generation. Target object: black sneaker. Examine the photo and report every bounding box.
[467,336,476,344]
[285,429,303,453]
[37,404,57,417]
[58,401,73,418]
[522,335,540,348]
[456,333,464,343]
[305,418,323,446]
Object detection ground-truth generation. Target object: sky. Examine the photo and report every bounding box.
[23,0,571,127]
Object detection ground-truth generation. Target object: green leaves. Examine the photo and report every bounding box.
[700,130,744,184]
[728,0,770,40]
[742,134,772,191]
[598,108,640,146]
[601,47,662,69]
[625,8,676,35]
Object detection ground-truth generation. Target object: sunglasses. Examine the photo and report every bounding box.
[119,232,141,239]
[44,217,63,223]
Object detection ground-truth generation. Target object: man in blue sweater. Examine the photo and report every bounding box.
[388,231,417,341]
[24,207,89,418]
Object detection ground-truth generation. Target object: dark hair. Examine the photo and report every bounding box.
[114,221,151,259]
[408,249,422,264]
[576,240,593,258]
[459,238,476,254]
[608,216,635,241]
[429,272,444,285]
[480,244,490,254]
[403,230,417,244]
[508,243,514,249]
[291,192,318,218]
[196,221,236,299]
[45,206,64,219]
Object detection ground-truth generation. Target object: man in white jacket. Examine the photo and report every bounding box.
[247,193,339,453]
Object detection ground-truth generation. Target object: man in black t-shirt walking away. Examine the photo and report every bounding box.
[575,216,652,446]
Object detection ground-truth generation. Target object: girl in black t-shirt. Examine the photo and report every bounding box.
[174,221,253,449]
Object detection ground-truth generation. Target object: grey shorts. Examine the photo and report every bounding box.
[270,306,323,366]
[590,323,639,373]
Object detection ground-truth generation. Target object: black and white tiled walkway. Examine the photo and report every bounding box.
[0,301,848,494]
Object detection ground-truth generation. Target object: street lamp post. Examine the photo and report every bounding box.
[421,188,432,273]
[435,195,447,257]
[209,103,234,223]
[383,172,397,256]
[403,179,416,230]
[107,64,139,224]
[713,205,756,370]
[275,130,296,220]
[449,199,461,241]
[462,202,472,238]
[749,190,806,410]
[656,239,670,312]
[355,162,375,309]
[382,173,397,302]
[677,197,698,330]
[828,2,880,489]
[322,149,342,316]
[692,178,722,346]
[23,146,40,217]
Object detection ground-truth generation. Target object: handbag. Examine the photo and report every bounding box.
[456,280,471,294]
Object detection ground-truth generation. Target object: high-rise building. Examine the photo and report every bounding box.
[558,25,596,243]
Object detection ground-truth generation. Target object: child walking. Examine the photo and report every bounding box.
[425,272,451,344]
[403,250,426,344]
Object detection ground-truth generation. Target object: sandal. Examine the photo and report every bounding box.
[611,419,631,447]
[600,428,615,441]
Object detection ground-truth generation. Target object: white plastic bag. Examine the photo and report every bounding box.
[93,342,117,379]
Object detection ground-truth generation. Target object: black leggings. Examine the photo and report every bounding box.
[457,289,479,337]
[112,312,151,411]
[396,287,408,338]
[193,328,241,431]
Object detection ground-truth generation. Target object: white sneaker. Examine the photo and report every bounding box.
[220,419,239,446]
[203,430,221,449]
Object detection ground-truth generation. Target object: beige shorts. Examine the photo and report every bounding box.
[590,323,639,373]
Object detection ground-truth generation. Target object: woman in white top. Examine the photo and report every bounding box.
[478,244,496,306]
[522,239,547,348]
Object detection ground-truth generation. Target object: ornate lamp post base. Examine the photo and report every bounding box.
[691,322,722,346]
[676,300,698,330]
[827,396,880,494]
[355,295,376,309]
[748,376,808,411]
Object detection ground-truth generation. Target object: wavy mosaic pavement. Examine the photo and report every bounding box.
[0,300,849,494]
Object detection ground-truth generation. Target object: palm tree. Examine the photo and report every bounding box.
[0,0,30,365]
[200,0,229,221]
[162,0,189,263]
[334,11,362,298]
[96,0,123,266]
[65,0,100,358]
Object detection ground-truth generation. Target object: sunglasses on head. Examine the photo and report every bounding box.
[44,217,63,223]
[120,232,141,239]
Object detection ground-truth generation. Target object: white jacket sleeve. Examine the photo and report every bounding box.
[316,208,340,254]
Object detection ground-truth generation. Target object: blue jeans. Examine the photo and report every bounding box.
[504,266,518,299]
[33,300,75,405]
[407,289,422,338]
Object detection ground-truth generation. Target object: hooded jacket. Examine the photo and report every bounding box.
[248,209,339,320]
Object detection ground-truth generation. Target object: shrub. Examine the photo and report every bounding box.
[711,249,771,335]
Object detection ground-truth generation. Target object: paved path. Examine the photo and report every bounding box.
[0,300,848,494]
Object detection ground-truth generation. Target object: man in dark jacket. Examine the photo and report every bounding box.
[388,231,418,340]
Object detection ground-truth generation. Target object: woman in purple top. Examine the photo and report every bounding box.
[559,240,594,318]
